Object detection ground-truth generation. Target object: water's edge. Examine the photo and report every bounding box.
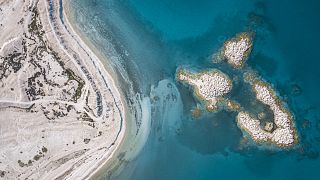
[64,1,152,179]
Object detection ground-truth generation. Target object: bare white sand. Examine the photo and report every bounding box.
[0,0,125,179]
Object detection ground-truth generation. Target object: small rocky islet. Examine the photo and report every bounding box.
[176,32,298,148]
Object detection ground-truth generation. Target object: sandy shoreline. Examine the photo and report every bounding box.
[0,0,130,179]
[60,1,128,179]
[63,1,152,179]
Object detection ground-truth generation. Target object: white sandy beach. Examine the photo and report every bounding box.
[0,0,127,179]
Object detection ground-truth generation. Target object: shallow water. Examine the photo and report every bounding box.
[69,0,320,179]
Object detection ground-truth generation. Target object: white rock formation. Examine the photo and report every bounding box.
[237,81,296,147]
[222,32,252,68]
[177,69,232,111]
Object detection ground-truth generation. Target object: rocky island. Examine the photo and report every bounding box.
[215,32,253,68]
[176,69,232,111]
[237,78,298,147]
[180,31,298,148]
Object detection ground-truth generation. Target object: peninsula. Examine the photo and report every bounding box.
[0,0,125,179]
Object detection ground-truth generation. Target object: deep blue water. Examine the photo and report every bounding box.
[69,0,320,179]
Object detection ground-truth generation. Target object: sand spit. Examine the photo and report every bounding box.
[0,0,125,179]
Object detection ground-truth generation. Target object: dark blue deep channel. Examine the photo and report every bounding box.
[68,0,320,179]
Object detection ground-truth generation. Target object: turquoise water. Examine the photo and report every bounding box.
[69,0,320,179]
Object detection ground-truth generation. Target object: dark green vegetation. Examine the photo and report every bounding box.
[17,146,48,168]
[23,6,85,102]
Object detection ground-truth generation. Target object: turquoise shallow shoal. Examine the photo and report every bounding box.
[69,0,320,179]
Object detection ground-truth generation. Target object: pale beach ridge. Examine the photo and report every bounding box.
[0,0,128,179]
[63,1,152,179]
[57,1,129,179]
